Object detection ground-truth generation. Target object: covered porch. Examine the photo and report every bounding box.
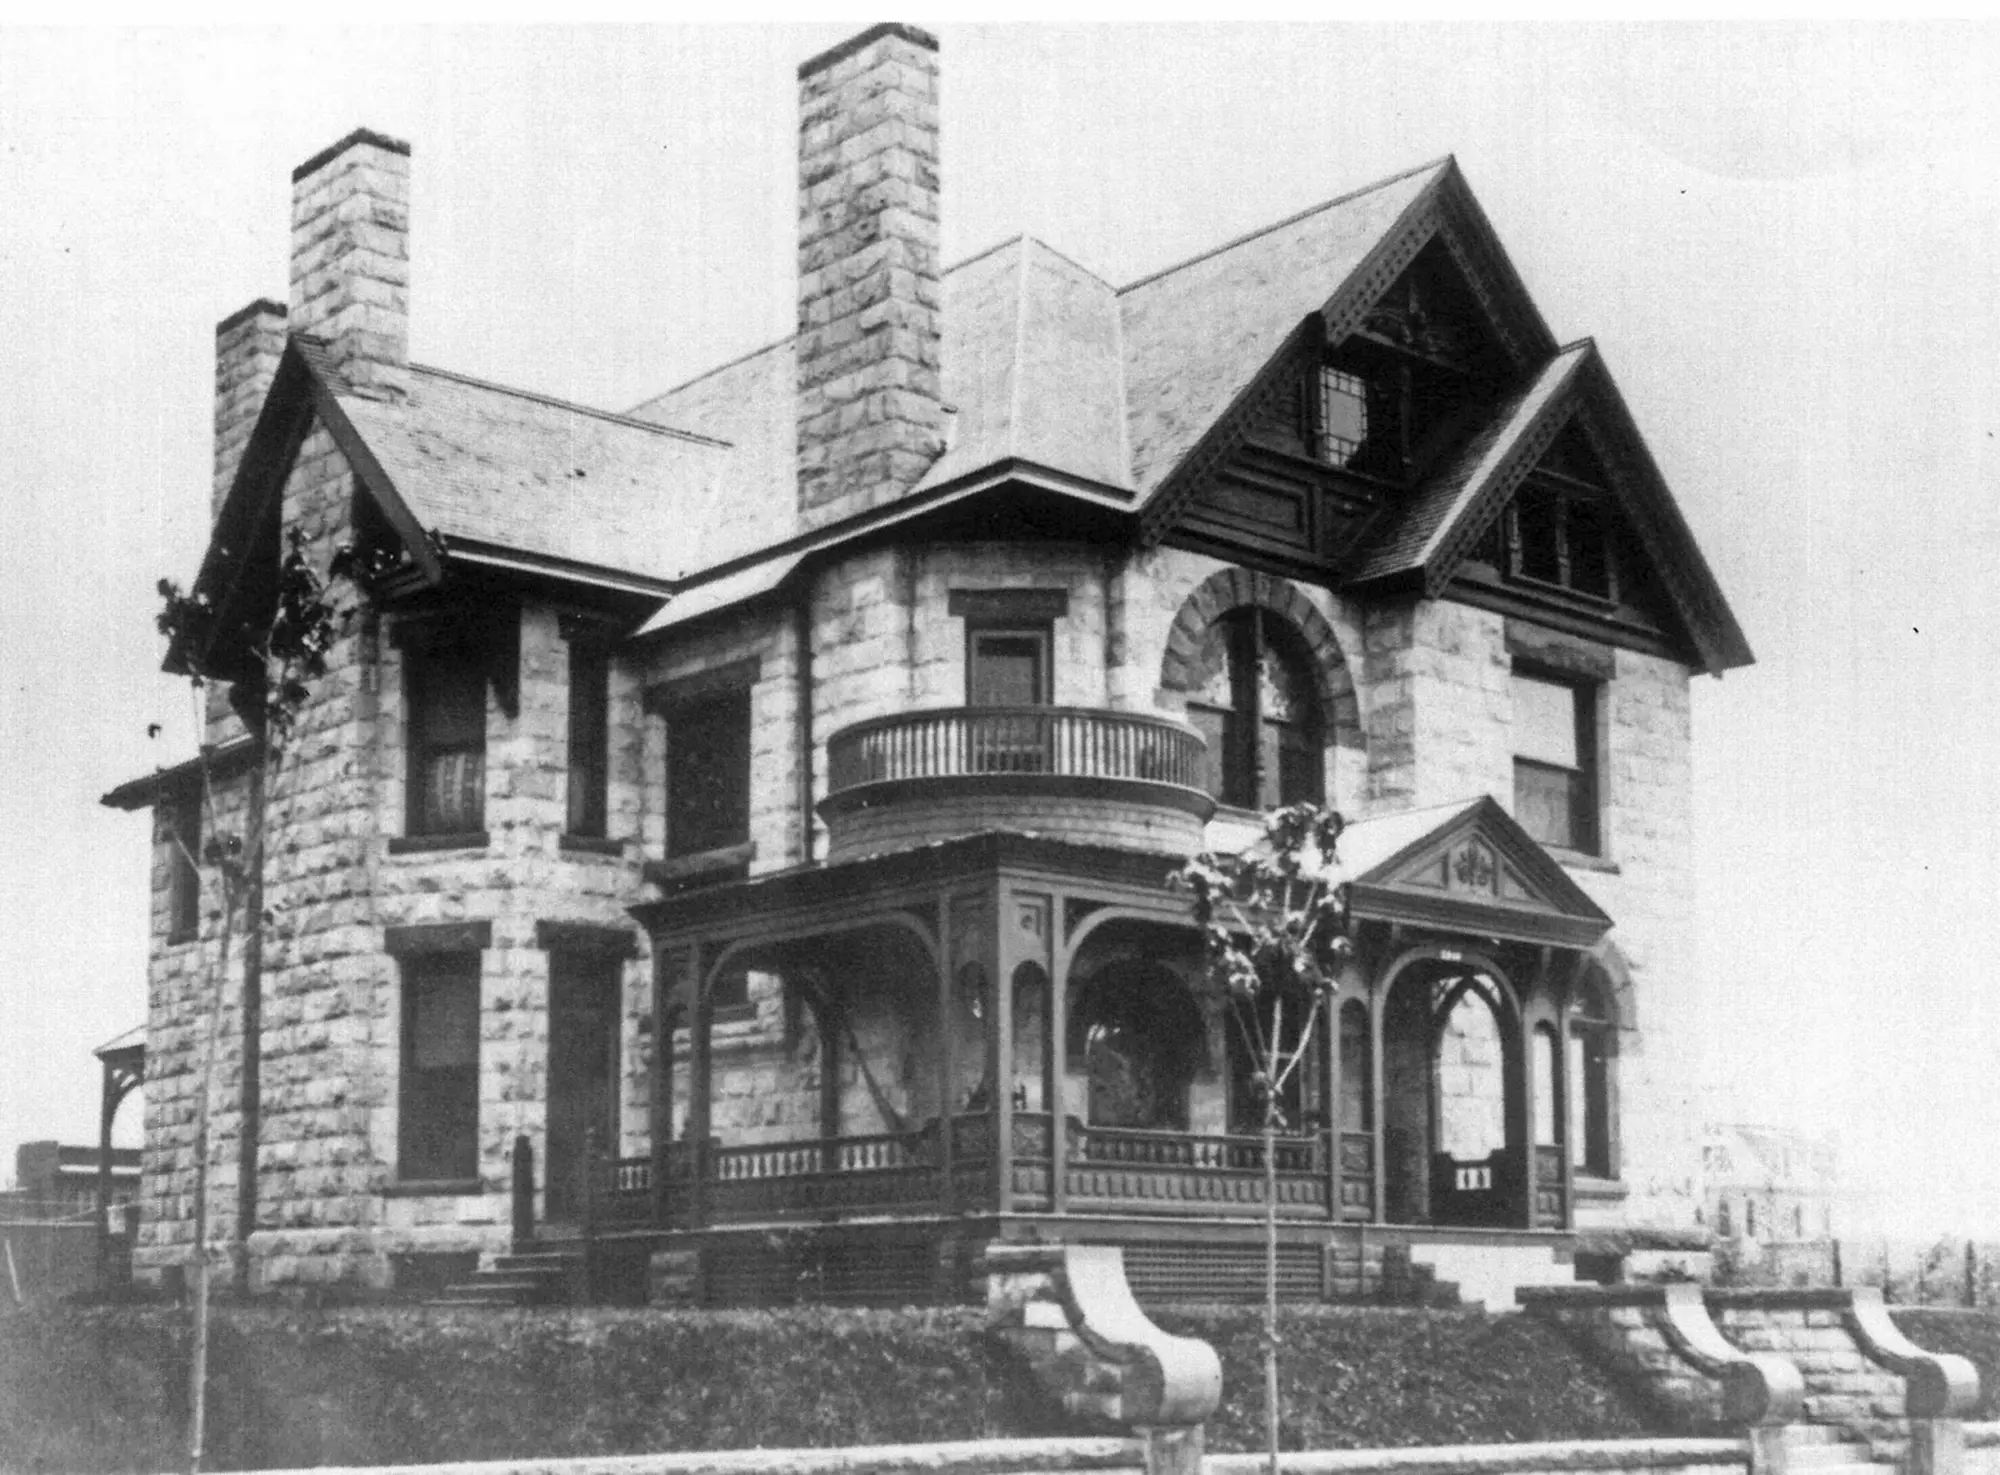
[593,803,1616,1304]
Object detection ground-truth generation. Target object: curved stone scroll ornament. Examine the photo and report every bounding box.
[984,1243,1223,1431]
[1845,1287,1980,1418]
[1655,1284,1806,1428]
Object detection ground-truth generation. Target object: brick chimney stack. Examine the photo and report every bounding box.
[796,24,944,529]
[212,299,287,519]
[289,128,411,400]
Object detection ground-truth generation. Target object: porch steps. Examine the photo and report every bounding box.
[427,1249,577,1308]
[1784,1425,1897,1475]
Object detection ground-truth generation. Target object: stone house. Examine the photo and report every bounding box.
[103,23,1751,1304]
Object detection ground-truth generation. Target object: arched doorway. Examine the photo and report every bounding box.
[1380,955,1527,1228]
[1066,959,1208,1131]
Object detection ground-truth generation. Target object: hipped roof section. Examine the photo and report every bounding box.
[186,154,1745,670]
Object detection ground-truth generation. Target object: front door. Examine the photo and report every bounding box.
[546,954,620,1222]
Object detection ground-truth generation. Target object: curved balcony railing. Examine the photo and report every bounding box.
[826,706,1207,796]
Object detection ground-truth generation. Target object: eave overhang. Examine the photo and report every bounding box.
[632,457,1137,641]
[100,734,262,811]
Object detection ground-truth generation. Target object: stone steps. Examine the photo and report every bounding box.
[428,1250,576,1308]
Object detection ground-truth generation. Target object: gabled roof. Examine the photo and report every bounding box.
[1120,159,1451,503]
[335,361,727,588]
[1345,340,1754,673]
[1339,796,1613,950]
[1348,343,1592,587]
[175,155,1743,671]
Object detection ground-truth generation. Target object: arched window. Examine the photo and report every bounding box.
[1568,974,1615,1178]
[1186,608,1325,811]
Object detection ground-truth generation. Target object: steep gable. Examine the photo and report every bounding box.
[1127,157,1556,544]
[1348,342,1753,673]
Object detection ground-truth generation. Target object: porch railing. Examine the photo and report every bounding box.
[598,1114,1346,1226]
[825,706,1208,795]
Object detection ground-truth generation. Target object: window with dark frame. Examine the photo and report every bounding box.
[406,646,486,836]
[1505,482,1619,603]
[398,952,481,1182]
[566,642,610,838]
[1185,608,1325,812]
[165,789,201,942]
[665,688,751,859]
[1511,669,1598,853]
[1568,976,1615,1179]
[966,628,1050,707]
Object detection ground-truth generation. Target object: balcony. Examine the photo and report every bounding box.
[819,706,1215,861]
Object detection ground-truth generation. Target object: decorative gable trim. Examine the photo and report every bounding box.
[1345,339,1752,675]
[1139,159,1559,552]
[1345,796,1612,950]
[1138,314,1321,548]
[174,335,445,685]
[1562,354,1754,673]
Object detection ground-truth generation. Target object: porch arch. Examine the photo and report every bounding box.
[1375,945,1530,1229]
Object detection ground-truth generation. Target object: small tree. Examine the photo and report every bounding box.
[155,527,377,1474]
[1174,803,1352,1474]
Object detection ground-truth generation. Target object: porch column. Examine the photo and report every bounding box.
[649,951,677,1227]
[936,900,955,1213]
[95,1057,117,1291]
[989,882,1018,1215]
[817,980,842,1145]
[689,944,715,1230]
[1516,1003,1538,1232]
[1048,911,1069,1215]
[1368,973,1387,1225]
[1320,995,1339,1222]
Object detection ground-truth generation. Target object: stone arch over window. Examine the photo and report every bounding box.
[1159,568,1361,752]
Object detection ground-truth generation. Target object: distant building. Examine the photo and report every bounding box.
[1703,1123,1837,1283]
[7,1141,141,1218]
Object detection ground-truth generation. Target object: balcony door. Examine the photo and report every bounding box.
[546,953,620,1221]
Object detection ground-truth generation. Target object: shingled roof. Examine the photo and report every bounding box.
[337,363,727,587]
[1118,158,1448,501]
[187,151,1741,672]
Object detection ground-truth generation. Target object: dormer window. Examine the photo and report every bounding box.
[1316,367,1369,468]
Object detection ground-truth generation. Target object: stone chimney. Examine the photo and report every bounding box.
[289,128,411,400]
[212,299,287,519]
[796,24,943,528]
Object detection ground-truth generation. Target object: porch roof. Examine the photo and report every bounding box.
[1340,796,1613,950]
[630,830,1186,942]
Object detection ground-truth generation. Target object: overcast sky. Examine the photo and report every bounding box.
[2,21,1995,1237]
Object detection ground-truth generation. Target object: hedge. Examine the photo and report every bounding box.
[0,1302,1659,1473]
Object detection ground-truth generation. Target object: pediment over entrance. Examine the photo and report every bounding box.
[1340,796,1611,949]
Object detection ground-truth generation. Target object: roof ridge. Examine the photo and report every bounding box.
[631,238,1034,414]
[407,363,731,447]
[1017,235,1115,288]
[1116,155,1455,296]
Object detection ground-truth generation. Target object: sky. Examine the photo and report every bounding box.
[1,21,1996,1237]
